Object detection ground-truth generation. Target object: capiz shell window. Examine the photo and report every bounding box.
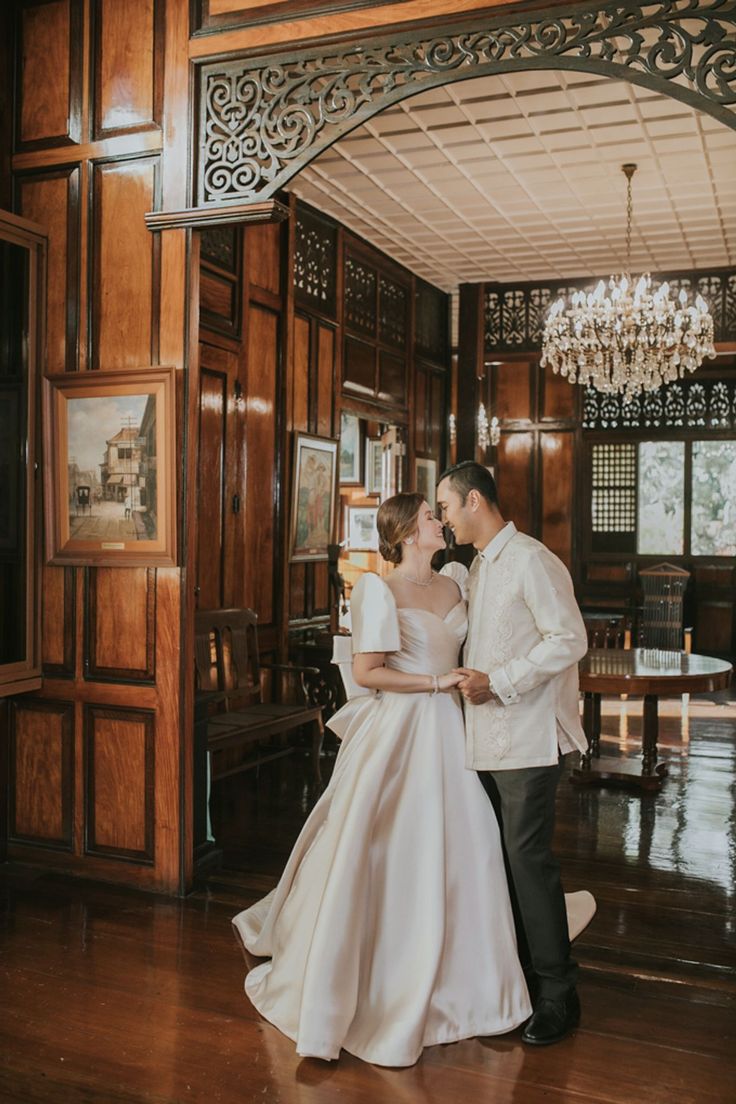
[691,442,736,557]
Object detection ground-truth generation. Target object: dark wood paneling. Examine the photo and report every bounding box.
[541,431,573,568]
[343,335,375,395]
[200,269,237,332]
[289,564,306,619]
[246,222,281,297]
[91,155,160,370]
[414,366,427,454]
[494,361,531,421]
[378,350,404,406]
[316,323,334,437]
[84,704,155,863]
[85,568,156,682]
[193,0,401,34]
[694,602,733,654]
[9,698,73,849]
[93,0,162,139]
[17,165,80,374]
[41,565,76,677]
[429,371,443,457]
[244,303,278,626]
[196,368,227,610]
[17,0,82,150]
[542,364,576,421]
[586,563,633,583]
[293,313,310,432]
[497,431,534,534]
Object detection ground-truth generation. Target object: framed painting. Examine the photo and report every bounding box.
[339,410,362,484]
[414,456,438,509]
[43,367,177,567]
[364,437,383,496]
[346,505,379,552]
[290,432,338,562]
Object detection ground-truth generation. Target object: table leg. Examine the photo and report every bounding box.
[642,694,667,785]
[580,692,601,769]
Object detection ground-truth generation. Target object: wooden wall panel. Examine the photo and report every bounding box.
[497,432,533,534]
[9,699,73,849]
[541,431,573,568]
[293,314,310,431]
[92,156,160,369]
[247,222,281,296]
[41,566,76,677]
[84,705,154,862]
[414,367,427,454]
[196,369,227,610]
[494,361,531,421]
[316,323,334,437]
[94,0,161,138]
[18,0,81,149]
[694,602,733,654]
[17,166,80,373]
[85,568,156,681]
[244,304,278,625]
[542,365,575,420]
[429,371,443,456]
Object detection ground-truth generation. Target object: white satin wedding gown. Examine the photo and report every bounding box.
[232,564,535,1066]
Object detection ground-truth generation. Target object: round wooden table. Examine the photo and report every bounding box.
[571,648,732,791]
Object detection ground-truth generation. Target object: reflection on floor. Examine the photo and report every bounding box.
[1,695,735,1103]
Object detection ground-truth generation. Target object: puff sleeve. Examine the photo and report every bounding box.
[350,573,401,654]
[439,560,469,602]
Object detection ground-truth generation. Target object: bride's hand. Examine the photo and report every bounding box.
[438,671,464,693]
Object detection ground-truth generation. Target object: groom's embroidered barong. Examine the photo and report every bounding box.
[464,522,588,770]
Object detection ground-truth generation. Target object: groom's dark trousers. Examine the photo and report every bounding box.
[480,759,577,1002]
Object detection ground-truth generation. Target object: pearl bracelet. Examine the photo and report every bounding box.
[430,674,440,695]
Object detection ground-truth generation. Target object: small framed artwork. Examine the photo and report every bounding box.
[346,505,379,551]
[339,410,362,484]
[43,367,177,567]
[290,432,338,562]
[364,437,383,496]
[414,456,438,509]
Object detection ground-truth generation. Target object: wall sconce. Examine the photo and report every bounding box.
[490,415,500,447]
[448,412,456,445]
[477,402,490,452]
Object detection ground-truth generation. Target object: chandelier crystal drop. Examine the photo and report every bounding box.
[540,164,716,396]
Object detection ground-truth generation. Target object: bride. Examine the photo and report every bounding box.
[233,492,534,1066]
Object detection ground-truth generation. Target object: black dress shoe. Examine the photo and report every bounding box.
[522,990,580,1046]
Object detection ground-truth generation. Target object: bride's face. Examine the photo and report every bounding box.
[411,501,446,554]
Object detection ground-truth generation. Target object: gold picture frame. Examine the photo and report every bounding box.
[289,432,338,562]
[43,367,177,567]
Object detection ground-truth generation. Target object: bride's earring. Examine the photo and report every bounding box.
[405,537,414,545]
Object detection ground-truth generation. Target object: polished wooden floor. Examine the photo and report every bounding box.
[2,696,736,1103]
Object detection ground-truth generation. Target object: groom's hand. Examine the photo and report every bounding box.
[453,667,496,705]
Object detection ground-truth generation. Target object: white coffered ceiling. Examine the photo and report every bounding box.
[289,70,735,293]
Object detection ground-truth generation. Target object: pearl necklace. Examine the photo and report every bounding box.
[395,570,436,587]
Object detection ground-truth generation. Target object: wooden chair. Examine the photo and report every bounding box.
[195,608,325,787]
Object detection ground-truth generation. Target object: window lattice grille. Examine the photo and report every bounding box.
[591,443,636,533]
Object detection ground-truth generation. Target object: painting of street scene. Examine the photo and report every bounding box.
[67,393,158,542]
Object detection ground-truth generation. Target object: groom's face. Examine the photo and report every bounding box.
[437,479,474,546]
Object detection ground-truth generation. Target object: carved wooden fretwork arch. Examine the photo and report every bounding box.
[195,0,736,209]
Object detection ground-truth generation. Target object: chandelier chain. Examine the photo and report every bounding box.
[626,174,632,274]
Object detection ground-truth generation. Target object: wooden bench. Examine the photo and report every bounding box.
[195,608,324,787]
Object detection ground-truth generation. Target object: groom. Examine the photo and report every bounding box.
[436,461,588,1046]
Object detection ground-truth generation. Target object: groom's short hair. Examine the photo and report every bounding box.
[438,461,498,507]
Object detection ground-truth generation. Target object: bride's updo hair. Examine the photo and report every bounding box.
[377,492,425,564]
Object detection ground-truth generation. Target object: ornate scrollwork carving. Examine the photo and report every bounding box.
[197,0,736,205]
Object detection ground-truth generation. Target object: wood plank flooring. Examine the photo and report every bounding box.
[2,698,735,1103]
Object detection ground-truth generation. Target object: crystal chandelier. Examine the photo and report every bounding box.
[540,164,716,396]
